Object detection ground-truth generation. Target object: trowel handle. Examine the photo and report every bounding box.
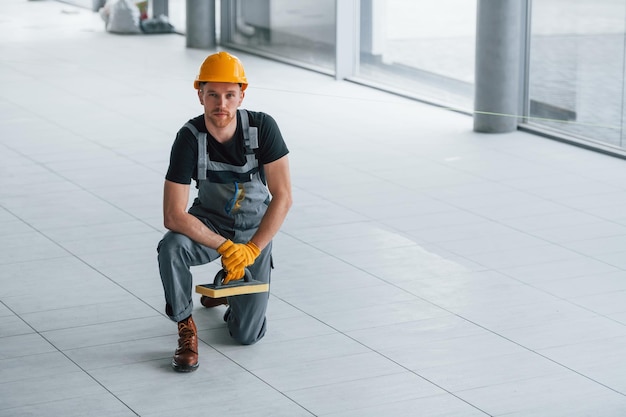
[213,268,252,287]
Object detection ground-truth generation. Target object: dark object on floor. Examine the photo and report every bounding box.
[140,15,175,34]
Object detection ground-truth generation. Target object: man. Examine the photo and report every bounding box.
[157,51,292,372]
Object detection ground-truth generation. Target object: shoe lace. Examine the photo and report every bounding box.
[178,323,197,352]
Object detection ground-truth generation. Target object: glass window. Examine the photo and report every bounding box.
[356,0,476,112]
[528,0,626,149]
[167,0,186,33]
[221,0,336,72]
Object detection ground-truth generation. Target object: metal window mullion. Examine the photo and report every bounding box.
[220,0,234,45]
[335,0,358,80]
[520,0,532,124]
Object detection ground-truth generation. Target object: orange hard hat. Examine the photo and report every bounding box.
[193,51,248,90]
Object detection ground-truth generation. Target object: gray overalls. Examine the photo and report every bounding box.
[157,109,272,345]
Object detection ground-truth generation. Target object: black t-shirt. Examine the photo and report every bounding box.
[165,110,289,185]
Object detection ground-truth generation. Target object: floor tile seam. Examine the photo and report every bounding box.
[514,194,626,230]
[495,142,626,185]
[372,181,626,323]
[48,334,180,357]
[63,355,174,374]
[270,242,626,399]
[402,216,626,245]
[421,314,626,398]
[496,265,626,328]
[43,173,162,231]
[276,225,626,344]
[39,229,161,246]
[318,391,493,417]
[521,227,626,246]
[287,184,511,262]
[38,314,175,339]
[47,232,163,256]
[0,215,169,325]
[0,394,139,417]
[0,252,72,267]
[0,327,230,354]
[0,328,40,340]
[448,371,620,399]
[293,166,626,268]
[414,348,571,373]
[277,255,626,396]
[533,334,626,359]
[482,176,626,240]
[557,243,626,259]
[0,217,165,322]
[0,323,60,343]
[265,293,497,415]
[0,394,137,417]
[249,371,424,415]
[0,206,62,238]
[528,279,626,303]
[22,311,165,334]
[397,217,624,251]
[276,367,424,393]
[233,349,387,375]
[0,366,89,387]
[371,317,626,399]
[405,266,626,321]
[273,234,500,324]
[0,361,141,416]
[0,92,168,178]
[0,351,62,366]
[436,369,578,397]
[48,328,281,374]
[0,304,144,416]
[466,308,626,336]
[360,152,626,242]
[278,357,493,416]
[276,230,424,288]
[568,290,626,309]
[0,133,165,236]
[190,336,320,417]
[59,331,180,355]
[404,283,626,395]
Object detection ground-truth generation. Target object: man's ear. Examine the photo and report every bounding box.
[198,87,204,105]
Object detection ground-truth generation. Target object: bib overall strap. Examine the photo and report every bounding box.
[191,111,262,183]
[238,109,258,151]
[185,122,208,181]
[238,109,265,184]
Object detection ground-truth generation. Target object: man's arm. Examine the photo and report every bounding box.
[163,179,227,249]
[249,155,292,250]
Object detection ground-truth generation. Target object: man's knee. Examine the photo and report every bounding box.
[157,232,190,261]
[229,317,267,345]
[226,292,269,345]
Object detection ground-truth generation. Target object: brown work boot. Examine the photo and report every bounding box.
[200,295,228,308]
[171,316,199,372]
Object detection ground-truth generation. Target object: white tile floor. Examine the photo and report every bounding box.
[2,1,626,416]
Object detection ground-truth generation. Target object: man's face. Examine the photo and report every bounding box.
[198,82,244,129]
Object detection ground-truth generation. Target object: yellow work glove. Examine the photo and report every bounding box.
[224,265,246,285]
[216,240,261,284]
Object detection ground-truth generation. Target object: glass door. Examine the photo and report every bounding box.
[527,0,626,150]
[220,0,336,73]
[356,0,477,112]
